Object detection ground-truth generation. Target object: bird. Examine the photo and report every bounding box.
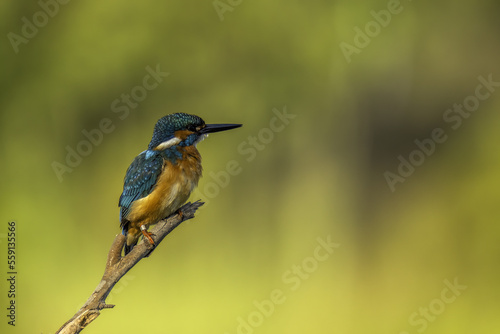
[119,113,242,255]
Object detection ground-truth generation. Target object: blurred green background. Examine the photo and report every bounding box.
[1,0,500,333]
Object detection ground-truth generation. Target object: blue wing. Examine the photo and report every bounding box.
[119,150,164,227]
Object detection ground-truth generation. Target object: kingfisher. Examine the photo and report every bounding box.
[119,113,241,255]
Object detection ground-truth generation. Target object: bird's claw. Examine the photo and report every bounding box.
[177,208,184,220]
[140,225,156,247]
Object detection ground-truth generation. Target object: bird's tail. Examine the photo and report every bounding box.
[123,241,137,255]
[121,222,138,255]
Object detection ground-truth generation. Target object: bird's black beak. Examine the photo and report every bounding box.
[200,123,242,134]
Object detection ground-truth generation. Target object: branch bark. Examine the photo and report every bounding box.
[55,200,204,334]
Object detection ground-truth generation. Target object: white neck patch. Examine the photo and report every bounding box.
[154,137,181,150]
[194,134,208,147]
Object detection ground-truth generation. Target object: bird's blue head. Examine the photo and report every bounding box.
[148,113,241,150]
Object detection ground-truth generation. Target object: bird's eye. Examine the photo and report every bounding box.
[187,125,197,132]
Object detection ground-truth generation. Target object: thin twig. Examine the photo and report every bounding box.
[55,200,204,334]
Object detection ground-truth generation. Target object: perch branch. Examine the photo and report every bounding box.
[55,200,204,334]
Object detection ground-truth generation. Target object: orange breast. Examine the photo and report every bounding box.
[127,146,202,227]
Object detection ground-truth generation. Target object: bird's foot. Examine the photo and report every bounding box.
[140,225,156,247]
[177,208,184,220]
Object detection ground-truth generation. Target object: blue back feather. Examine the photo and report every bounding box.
[119,150,164,226]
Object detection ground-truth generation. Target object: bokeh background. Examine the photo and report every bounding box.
[1,1,500,333]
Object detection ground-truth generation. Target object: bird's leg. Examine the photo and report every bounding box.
[140,224,155,247]
[176,208,184,220]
